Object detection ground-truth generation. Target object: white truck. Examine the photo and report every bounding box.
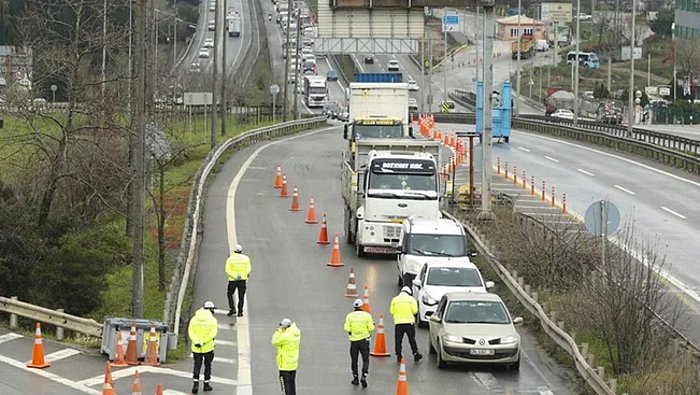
[227,12,241,37]
[396,217,476,287]
[342,139,443,257]
[303,75,327,108]
[342,82,411,144]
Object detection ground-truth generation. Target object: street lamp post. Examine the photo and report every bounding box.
[515,0,521,116]
[573,0,581,126]
[627,0,637,135]
[672,22,676,102]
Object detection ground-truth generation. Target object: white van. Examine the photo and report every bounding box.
[536,39,549,52]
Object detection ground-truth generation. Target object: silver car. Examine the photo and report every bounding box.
[428,292,523,370]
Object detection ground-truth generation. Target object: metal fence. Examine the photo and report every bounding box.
[0,296,103,338]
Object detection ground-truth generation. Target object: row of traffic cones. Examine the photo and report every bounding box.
[274,166,409,394]
[102,363,167,395]
[111,325,161,368]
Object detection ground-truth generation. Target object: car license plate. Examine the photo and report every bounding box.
[363,246,397,254]
[470,349,495,356]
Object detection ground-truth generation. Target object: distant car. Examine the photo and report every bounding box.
[326,69,339,82]
[551,109,574,120]
[364,55,374,64]
[198,47,210,58]
[338,109,350,122]
[387,59,400,72]
[208,20,215,31]
[407,79,419,91]
[408,98,419,113]
[203,38,214,48]
[429,292,523,370]
[303,69,316,76]
[576,14,592,21]
[412,260,494,327]
[208,1,215,11]
[189,61,202,72]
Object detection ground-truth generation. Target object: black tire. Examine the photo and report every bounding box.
[428,336,436,354]
[436,342,446,369]
[504,136,510,143]
[398,274,403,287]
[356,241,366,258]
[344,208,355,245]
[509,355,521,371]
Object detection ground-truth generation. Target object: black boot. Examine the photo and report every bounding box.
[203,381,213,392]
[360,373,368,388]
[227,309,236,316]
[191,381,199,394]
[351,374,359,385]
[414,352,423,362]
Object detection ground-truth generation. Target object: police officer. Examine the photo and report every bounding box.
[344,298,374,388]
[188,301,218,393]
[271,318,301,395]
[390,286,423,364]
[225,244,252,317]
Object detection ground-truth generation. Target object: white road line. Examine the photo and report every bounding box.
[544,155,559,163]
[215,339,236,346]
[661,206,687,219]
[189,354,235,364]
[163,390,189,395]
[0,333,22,344]
[576,168,595,176]
[41,348,80,363]
[518,147,531,152]
[614,184,636,195]
[0,353,101,394]
[226,125,338,395]
[78,365,237,387]
[217,323,236,330]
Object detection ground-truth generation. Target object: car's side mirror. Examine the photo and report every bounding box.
[430,315,441,323]
[412,279,421,289]
[513,317,523,325]
[485,281,495,289]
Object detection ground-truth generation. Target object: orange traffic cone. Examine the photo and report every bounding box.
[327,234,344,267]
[289,186,301,211]
[124,324,140,366]
[104,361,113,386]
[279,174,289,197]
[143,326,160,367]
[131,370,142,395]
[273,165,283,188]
[395,358,409,395]
[111,331,129,368]
[370,313,391,357]
[344,267,358,297]
[362,284,371,313]
[26,323,49,369]
[154,383,164,395]
[316,212,330,245]
[305,196,318,224]
[101,382,116,395]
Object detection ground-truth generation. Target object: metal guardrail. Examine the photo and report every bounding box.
[0,296,103,338]
[441,212,615,395]
[163,116,328,338]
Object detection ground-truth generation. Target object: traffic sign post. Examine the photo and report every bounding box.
[270,84,280,123]
[442,14,459,32]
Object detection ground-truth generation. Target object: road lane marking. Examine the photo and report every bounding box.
[577,168,595,176]
[41,348,80,363]
[78,365,237,387]
[226,125,338,395]
[544,155,559,162]
[189,354,235,364]
[518,147,531,152]
[215,339,236,346]
[0,353,101,394]
[614,185,636,195]
[661,206,687,219]
[0,333,22,344]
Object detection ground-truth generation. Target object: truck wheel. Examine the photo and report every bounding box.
[356,242,366,258]
[398,274,403,287]
[504,136,510,143]
[344,208,355,244]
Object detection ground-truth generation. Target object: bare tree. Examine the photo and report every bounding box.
[675,38,700,77]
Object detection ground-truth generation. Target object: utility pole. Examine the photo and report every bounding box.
[130,0,147,319]
[573,0,581,126]
[443,28,447,104]
[101,0,107,95]
[428,34,433,112]
[476,6,480,82]
[420,38,425,112]
[607,57,612,92]
[210,0,219,148]
[294,14,301,119]
[282,0,292,121]
[515,0,521,116]
[221,6,227,136]
[627,0,637,136]
[647,53,651,88]
[672,23,676,102]
[478,3,495,221]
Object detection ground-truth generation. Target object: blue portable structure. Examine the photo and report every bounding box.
[475,80,513,142]
[353,72,403,83]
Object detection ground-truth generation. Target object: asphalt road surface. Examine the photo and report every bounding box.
[192,122,577,394]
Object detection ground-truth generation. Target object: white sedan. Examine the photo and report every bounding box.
[203,38,214,48]
[387,59,400,72]
[551,109,574,120]
[198,47,210,58]
[412,259,494,327]
[407,79,419,91]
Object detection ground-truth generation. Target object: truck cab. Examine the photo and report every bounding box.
[396,217,474,286]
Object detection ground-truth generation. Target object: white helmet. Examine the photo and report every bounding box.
[353,299,363,308]
[203,301,216,310]
[234,244,243,253]
[279,318,292,328]
[401,286,412,296]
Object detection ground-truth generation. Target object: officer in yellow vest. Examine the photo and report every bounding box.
[188,301,218,393]
[390,286,422,364]
[271,318,301,395]
[225,244,252,317]
[343,299,375,388]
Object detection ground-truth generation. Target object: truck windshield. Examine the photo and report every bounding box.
[368,173,436,194]
[353,124,403,139]
[309,87,326,94]
[407,234,467,256]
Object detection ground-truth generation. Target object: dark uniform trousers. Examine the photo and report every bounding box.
[192,351,214,381]
[227,280,247,312]
[349,338,370,376]
[394,323,419,357]
[279,370,297,395]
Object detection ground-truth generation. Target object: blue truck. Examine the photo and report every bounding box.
[476,80,512,143]
[353,72,403,83]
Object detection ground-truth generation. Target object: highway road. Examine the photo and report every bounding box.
[190,123,578,393]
